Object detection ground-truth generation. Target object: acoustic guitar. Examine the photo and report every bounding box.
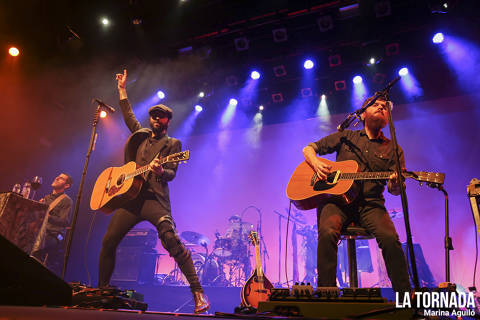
[241,231,274,308]
[286,156,445,210]
[90,150,189,214]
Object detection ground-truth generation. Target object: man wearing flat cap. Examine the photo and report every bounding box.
[97,69,209,313]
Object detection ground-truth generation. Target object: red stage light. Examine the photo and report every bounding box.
[9,47,20,57]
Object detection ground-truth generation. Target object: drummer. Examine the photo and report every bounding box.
[224,215,252,278]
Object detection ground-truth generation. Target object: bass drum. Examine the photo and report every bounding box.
[191,253,220,285]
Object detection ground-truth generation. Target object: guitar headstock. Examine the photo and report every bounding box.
[165,150,190,164]
[248,231,259,246]
[405,171,445,186]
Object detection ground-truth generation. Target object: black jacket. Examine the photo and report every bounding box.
[120,99,181,214]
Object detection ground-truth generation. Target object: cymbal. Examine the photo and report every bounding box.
[181,231,210,246]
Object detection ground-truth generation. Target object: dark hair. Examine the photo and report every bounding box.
[361,92,387,110]
[360,92,388,125]
[63,173,73,187]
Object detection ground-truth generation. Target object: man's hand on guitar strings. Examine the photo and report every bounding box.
[150,158,164,175]
[312,159,332,181]
[388,172,405,195]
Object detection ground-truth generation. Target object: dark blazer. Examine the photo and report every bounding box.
[119,99,181,214]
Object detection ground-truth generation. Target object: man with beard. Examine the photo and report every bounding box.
[98,69,209,313]
[302,93,411,294]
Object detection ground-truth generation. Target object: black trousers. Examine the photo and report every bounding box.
[98,191,202,292]
[31,233,65,276]
[316,200,411,293]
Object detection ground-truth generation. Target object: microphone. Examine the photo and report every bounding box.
[94,98,116,113]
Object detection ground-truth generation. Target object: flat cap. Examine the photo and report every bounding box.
[148,104,173,119]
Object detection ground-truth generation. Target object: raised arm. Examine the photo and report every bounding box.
[116,69,142,133]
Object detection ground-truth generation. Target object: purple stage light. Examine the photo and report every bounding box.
[304,59,314,70]
[157,91,166,99]
[250,71,261,80]
[195,105,203,112]
[353,75,363,84]
[433,32,444,44]
[399,67,409,76]
[229,98,238,106]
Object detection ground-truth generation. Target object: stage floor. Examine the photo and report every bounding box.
[0,306,284,320]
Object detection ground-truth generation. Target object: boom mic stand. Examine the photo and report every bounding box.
[336,77,421,291]
[61,101,113,280]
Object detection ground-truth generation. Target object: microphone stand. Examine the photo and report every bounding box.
[336,76,421,291]
[61,103,108,280]
[384,92,421,291]
[337,76,401,132]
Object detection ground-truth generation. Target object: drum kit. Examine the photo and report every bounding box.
[170,218,255,287]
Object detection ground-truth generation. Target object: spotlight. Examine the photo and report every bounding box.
[432,32,444,44]
[334,80,346,91]
[301,88,313,98]
[273,65,287,77]
[328,54,342,67]
[251,70,261,80]
[321,94,326,99]
[368,57,376,65]
[385,43,400,56]
[304,60,314,70]
[234,37,249,51]
[258,105,264,111]
[317,15,334,32]
[198,91,205,98]
[8,47,19,57]
[100,110,107,118]
[272,28,288,42]
[229,98,238,106]
[272,93,284,103]
[353,76,363,84]
[157,91,166,99]
[195,105,203,112]
[399,67,409,76]
[101,17,110,26]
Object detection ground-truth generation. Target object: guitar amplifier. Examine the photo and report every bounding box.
[111,247,158,284]
[119,228,157,248]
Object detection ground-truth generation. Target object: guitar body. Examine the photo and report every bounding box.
[241,270,274,308]
[90,161,144,214]
[286,157,359,210]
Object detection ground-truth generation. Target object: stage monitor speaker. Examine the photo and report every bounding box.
[0,234,72,306]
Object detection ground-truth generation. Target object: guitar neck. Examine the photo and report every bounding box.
[339,171,393,181]
[254,243,264,281]
[126,158,169,180]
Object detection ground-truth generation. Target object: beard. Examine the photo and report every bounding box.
[365,114,387,130]
[150,121,168,135]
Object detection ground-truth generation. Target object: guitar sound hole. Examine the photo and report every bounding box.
[313,174,337,191]
[116,174,125,186]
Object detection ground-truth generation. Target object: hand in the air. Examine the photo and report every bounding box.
[115,69,127,90]
[150,158,164,175]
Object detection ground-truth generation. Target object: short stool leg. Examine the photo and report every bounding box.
[347,238,358,288]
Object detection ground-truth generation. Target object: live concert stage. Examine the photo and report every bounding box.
[2,0,480,319]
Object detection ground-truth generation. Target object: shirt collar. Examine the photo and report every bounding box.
[360,128,388,142]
